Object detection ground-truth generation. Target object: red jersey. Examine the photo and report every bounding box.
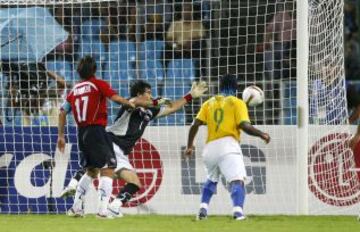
[66,77,116,127]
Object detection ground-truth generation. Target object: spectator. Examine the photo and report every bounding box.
[345,33,360,80]
[127,3,138,42]
[144,14,165,41]
[347,84,360,124]
[101,1,138,45]
[144,0,172,24]
[165,2,206,71]
[50,6,80,60]
[344,2,358,37]
[263,3,296,80]
[44,70,71,126]
[2,63,67,126]
[0,71,6,126]
[309,66,347,125]
[165,2,207,123]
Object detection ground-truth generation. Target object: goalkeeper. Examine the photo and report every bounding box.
[60,80,208,217]
[185,74,270,220]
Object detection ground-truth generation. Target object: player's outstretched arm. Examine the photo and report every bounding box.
[157,81,208,118]
[111,94,135,108]
[131,97,172,109]
[47,70,72,89]
[349,125,360,151]
[349,105,360,124]
[239,121,270,144]
[185,119,205,157]
[57,109,67,153]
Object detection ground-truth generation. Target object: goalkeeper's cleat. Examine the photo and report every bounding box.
[60,186,76,199]
[196,208,208,220]
[67,207,84,218]
[233,211,246,221]
[96,213,114,220]
[107,198,124,218]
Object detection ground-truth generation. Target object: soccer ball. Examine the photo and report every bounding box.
[242,85,264,107]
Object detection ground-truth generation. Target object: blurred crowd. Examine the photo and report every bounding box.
[0,0,358,126]
[0,0,210,126]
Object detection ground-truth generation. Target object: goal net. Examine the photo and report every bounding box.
[0,0,359,215]
[307,0,360,214]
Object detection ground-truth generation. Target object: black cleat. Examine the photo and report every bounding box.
[196,208,208,220]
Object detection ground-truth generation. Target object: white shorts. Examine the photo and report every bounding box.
[113,143,134,173]
[201,136,246,183]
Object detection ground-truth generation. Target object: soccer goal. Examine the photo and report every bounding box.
[0,0,358,215]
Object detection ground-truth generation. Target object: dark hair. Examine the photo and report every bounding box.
[347,85,360,108]
[130,80,152,97]
[219,74,238,93]
[77,55,97,80]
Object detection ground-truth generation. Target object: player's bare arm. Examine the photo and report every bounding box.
[130,97,171,109]
[157,81,208,117]
[238,121,271,144]
[349,124,360,151]
[185,119,206,157]
[47,70,72,89]
[349,105,360,124]
[111,94,136,109]
[57,109,67,153]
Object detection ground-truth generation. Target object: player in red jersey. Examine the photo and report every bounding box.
[349,125,360,221]
[57,56,136,218]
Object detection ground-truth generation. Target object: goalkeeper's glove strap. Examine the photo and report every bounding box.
[152,98,161,106]
[183,93,193,103]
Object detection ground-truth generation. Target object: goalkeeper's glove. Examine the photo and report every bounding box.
[152,97,172,107]
[183,81,208,102]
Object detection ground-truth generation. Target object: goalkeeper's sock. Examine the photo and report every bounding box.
[117,183,140,204]
[67,178,79,190]
[73,174,93,210]
[74,169,86,181]
[230,180,245,209]
[108,183,140,215]
[97,176,113,215]
[66,169,85,191]
[200,179,217,205]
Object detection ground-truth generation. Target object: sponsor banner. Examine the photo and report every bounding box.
[0,126,359,215]
[0,127,79,213]
[307,126,360,215]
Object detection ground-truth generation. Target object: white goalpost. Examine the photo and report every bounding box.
[0,0,359,216]
[296,0,309,215]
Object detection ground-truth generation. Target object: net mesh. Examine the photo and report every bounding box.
[0,0,358,215]
[308,0,360,214]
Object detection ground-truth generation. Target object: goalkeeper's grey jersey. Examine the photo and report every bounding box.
[106,105,161,155]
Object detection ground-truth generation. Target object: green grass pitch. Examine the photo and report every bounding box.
[0,215,359,232]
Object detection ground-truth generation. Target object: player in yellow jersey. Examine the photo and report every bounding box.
[185,74,270,220]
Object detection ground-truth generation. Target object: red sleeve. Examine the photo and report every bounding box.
[96,80,117,98]
[66,90,73,103]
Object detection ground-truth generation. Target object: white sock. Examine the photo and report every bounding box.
[233,206,244,214]
[68,178,78,190]
[73,174,93,210]
[200,203,209,210]
[98,176,113,215]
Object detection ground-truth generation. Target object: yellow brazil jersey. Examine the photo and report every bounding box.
[196,95,250,143]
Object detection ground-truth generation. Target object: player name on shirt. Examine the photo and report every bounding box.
[73,85,92,96]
